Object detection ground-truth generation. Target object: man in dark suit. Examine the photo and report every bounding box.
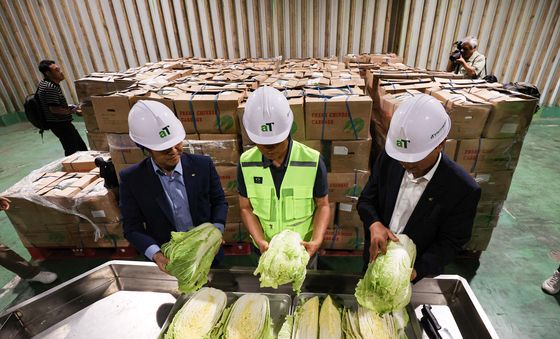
[358,94,480,281]
[119,101,227,273]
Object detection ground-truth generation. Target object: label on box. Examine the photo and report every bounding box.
[339,203,353,212]
[91,210,106,218]
[333,146,349,155]
[500,123,518,134]
[475,174,491,183]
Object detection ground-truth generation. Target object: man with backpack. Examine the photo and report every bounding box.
[35,60,87,156]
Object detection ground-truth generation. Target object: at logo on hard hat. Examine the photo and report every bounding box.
[159,125,171,138]
[396,139,411,149]
[261,122,274,132]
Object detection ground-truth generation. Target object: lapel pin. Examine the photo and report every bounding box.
[191,173,196,176]
[428,197,433,201]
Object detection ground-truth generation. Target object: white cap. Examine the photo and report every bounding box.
[243,86,293,145]
[385,94,451,163]
[128,100,186,151]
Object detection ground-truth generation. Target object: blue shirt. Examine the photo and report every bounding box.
[145,158,224,260]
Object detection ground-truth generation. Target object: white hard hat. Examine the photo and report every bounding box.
[243,86,293,145]
[128,100,186,151]
[385,94,451,163]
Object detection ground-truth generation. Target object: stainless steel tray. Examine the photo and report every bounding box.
[411,275,499,339]
[292,292,423,338]
[158,291,291,338]
[0,262,498,339]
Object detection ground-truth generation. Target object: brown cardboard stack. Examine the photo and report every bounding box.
[321,201,365,251]
[349,56,540,253]
[3,164,125,249]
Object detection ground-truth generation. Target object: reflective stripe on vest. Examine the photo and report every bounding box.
[240,141,319,241]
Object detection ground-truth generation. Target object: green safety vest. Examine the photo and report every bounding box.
[240,141,320,242]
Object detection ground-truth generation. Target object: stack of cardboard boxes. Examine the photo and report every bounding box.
[357,55,539,253]
[3,152,126,251]
[36,54,536,255]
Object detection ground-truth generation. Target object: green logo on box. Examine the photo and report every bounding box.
[343,118,365,133]
[217,115,234,131]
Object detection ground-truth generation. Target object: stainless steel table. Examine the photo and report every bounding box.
[0,260,498,338]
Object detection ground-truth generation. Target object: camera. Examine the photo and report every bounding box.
[449,41,463,62]
[95,157,119,189]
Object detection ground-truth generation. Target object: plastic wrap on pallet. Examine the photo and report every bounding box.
[0,152,121,243]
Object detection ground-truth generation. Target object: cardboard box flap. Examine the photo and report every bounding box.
[304,87,365,97]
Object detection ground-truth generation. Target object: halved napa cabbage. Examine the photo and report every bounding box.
[222,293,274,339]
[165,287,227,339]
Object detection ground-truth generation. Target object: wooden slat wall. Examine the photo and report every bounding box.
[0,0,558,116]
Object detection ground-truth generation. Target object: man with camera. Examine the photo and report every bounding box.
[446,36,486,79]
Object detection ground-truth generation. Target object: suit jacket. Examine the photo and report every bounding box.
[357,151,480,279]
[119,153,228,255]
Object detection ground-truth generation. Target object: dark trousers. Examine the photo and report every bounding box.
[0,243,40,279]
[48,121,88,156]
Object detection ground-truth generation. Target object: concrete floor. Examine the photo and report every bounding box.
[1,110,559,337]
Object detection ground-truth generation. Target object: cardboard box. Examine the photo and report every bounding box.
[327,171,369,203]
[226,195,241,223]
[186,134,240,166]
[474,138,523,172]
[15,224,79,248]
[107,134,146,165]
[15,222,128,248]
[216,166,238,196]
[6,198,81,230]
[38,173,99,202]
[81,103,99,132]
[129,91,176,112]
[455,139,480,172]
[464,227,493,251]
[328,138,372,172]
[378,90,423,130]
[305,94,371,140]
[224,222,251,243]
[429,89,492,139]
[62,152,109,172]
[87,132,109,151]
[75,74,129,103]
[472,214,500,230]
[336,202,362,227]
[174,91,243,134]
[477,200,504,216]
[366,71,429,104]
[75,222,129,248]
[469,88,538,138]
[377,79,434,98]
[322,225,364,250]
[444,139,458,160]
[474,170,514,201]
[91,88,148,133]
[75,178,121,224]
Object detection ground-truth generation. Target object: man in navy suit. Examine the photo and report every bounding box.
[119,100,227,273]
[358,94,480,281]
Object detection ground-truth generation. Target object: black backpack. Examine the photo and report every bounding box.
[24,89,49,135]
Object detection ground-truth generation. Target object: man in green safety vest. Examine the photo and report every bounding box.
[237,86,331,258]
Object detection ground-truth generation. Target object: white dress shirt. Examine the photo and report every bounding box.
[389,153,442,234]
